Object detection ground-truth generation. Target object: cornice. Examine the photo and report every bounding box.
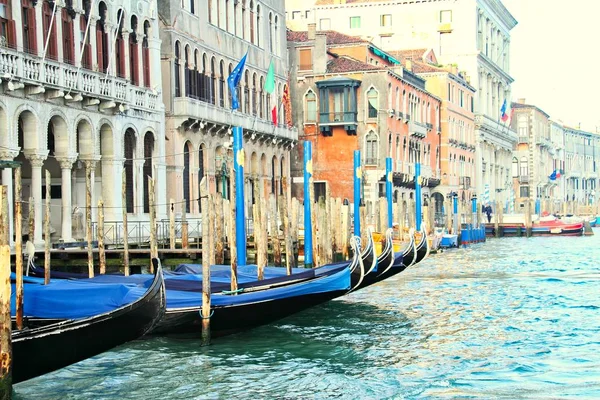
[477,53,514,85]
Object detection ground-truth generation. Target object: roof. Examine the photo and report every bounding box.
[388,49,429,62]
[326,56,382,73]
[286,29,367,45]
[512,102,550,118]
[316,0,386,4]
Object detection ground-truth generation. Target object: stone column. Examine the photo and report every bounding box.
[57,157,76,242]
[55,5,64,61]
[101,157,124,221]
[35,3,44,58]
[122,30,131,80]
[136,27,145,87]
[105,22,116,76]
[89,16,99,69]
[25,153,48,245]
[148,37,161,90]
[0,150,18,245]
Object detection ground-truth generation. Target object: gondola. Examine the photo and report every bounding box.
[11,259,165,384]
[413,227,430,264]
[153,238,363,336]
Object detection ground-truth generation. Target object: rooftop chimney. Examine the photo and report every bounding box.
[314,32,327,74]
[517,98,526,104]
[308,23,316,41]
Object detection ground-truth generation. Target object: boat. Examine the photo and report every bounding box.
[154,239,363,336]
[485,213,584,237]
[11,259,165,384]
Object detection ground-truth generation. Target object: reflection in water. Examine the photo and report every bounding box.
[14,235,600,399]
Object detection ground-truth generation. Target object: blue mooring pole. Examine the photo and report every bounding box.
[386,157,393,229]
[453,192,459,235]
[233,127,246,266]
[472,194,478,229]
[354,150,361,237]
[415,163,422,231]
[303,141,313,268]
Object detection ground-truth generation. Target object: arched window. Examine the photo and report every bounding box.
[219,60,225,107]
[96,3,109,72]
[249,0,255,44]
[271,156,277,194]
[174,41,181,97]
[268,12,274,53]
[183,141,192,213]
[244,70,250,113]
[259,76,264,118]
[395,87,400,113]
[61,7,75,65]
[365,131,378,165]
[41,2,59,58]
[193,50,200,98]
[387,83,392,110]
[305,90,316,122]
[201,54,208,102]
[124,129,136,213]
[184,45,190,96]
[143,132,154,213]
[197,144,205,211]
[367,88,378,119]
[274,15,279,55]
[210,57,216,105]
[241,0,246,40]
[142,20,151,87]
[256,5,261,47]
[280,157,285,195]
[22,0,38,55]
[252,73,257,115]
[129,16,139,85]
[80,0,92,68]
[115,9,126,78]
[520,156,528,177]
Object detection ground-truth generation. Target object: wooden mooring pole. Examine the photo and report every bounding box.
[214,195,224,265]
[98,200,106,274]
[0,186,12,399]
[271,195,282,267]
[14,168,23,330]
[169,199,175,250]
[85,163,94,278]
[181,201,189,250]
[44,170,51,284]
[201,191,211,346]
[280,177,294,274]
[122,169,129,276]
[149,178,157,273]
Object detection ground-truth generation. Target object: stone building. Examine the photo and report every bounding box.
[287,27,441,216]
[399,50,477,211]
[0,0,165,245]
[157,0,297,221]
[287,0,518,207]
[563,126,599,205]
[510,99,555,210]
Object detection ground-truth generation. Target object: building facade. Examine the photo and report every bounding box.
[157,0,297,220]
[290,0,518,207]
[0,0,165,245]
[549,120,566,206]
[510,100,554,210]
[407,53,477,210]
[287,27,441,217]
[563,127,599,205]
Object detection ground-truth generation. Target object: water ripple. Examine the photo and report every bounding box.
[14,234,600,399]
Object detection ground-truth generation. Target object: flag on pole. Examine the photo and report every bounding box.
[500,99,509,122]
[282,82,292,128]
[556,170,561,179]
[264,60,275,94]
[264,59,277,125]
[549,170,557,180]
[227,51,248,110]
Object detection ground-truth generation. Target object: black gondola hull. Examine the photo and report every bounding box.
[154,288,348,336]
[12,261,165,384]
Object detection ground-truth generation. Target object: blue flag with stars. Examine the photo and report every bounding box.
[227,52,248,110]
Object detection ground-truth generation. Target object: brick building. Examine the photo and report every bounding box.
[287,26,441,218]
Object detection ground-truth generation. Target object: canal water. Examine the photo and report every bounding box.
[14,235,600,399]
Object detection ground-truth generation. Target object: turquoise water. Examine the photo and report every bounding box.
[14,235,600,399]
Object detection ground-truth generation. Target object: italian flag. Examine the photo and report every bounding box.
[264,60,276,125]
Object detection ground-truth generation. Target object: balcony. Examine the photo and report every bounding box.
[388,109,396,118]
[537,136,552,148]
[519,175,529,183]
[518,136,529,144]
[404,113,411,123]
[173,98,297,141]
[409,120,427,138]
[397,111,404,121]
[318,111,358,135]
[0,45,159,112]
[426,122,433,131]
[474,114,518,145]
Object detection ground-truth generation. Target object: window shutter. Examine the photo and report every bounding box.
[143,47,150,88]
[28,7,37,54]
[96,29,104,71]
[7,19,16,48]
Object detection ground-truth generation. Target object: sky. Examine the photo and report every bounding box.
[503,0,600,132]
